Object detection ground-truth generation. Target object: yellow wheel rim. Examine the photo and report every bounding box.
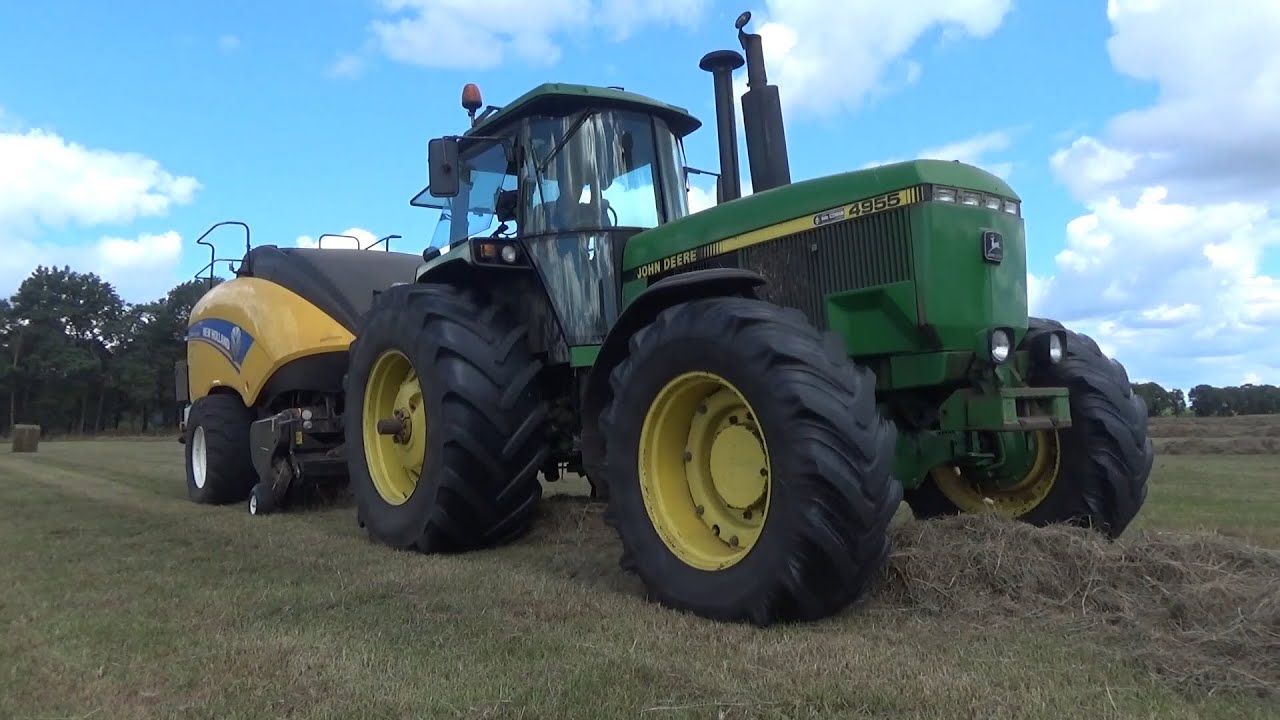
[361,349,427,506]
[638,371,771,571]
[931,430,1061,516]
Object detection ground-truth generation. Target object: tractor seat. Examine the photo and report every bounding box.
[239,245,422,333]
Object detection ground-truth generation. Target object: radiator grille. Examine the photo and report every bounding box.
[741,207,914,328]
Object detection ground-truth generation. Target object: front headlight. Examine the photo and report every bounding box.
[1029,329,1067,366]
[930,185,1020,216]
[990,328,1012,364]
[1048,333,1064,364]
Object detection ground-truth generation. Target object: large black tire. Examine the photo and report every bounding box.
[183,392,256,504]
[344,283,549,553]
[904,317,1153,538]
[599,297,902,626]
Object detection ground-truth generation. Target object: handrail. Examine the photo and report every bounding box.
[192,220,251,288]
[364,234,401,251]
[316,233,362,249]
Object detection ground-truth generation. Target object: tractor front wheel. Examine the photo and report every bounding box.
[905,317,1153,538]
[600,297,901,626]
[344,283,549,553]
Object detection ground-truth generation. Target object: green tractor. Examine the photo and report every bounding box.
[344,11,1153,625]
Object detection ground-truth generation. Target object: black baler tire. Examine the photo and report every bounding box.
[903,317,1154,538]
[183,392,256,505]
[599,297,902,626]
[344,283,549,553]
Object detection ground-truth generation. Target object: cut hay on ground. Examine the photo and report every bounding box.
[1154,436,1280,454]
[876,513,1280,698]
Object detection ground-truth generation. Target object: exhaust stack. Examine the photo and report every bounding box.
[735,11,791,192]
[698,49,745,203]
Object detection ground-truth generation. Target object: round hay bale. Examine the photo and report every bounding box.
[11,424,40,453]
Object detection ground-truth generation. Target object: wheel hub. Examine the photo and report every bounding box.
[709,424,768,509]
[191,426,207,489]
[639,372,772,571]
[362,350,427,506]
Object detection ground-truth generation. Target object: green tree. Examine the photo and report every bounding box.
[8,266,126,433]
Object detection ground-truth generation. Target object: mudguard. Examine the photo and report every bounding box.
[579,268,766,499]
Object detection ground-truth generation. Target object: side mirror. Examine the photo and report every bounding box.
[428,137,460,198]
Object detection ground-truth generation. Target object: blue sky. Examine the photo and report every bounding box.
[2,0,1277,390]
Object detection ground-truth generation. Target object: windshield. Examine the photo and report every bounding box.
[521,110,688,235]
[412,139,516,249]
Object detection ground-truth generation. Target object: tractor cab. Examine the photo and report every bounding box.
[411,84,701,345]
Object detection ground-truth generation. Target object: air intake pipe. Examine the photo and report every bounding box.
[735,11,791,192]
[698,49,745,203]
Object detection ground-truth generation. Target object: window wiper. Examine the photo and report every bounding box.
[537,110,595,173]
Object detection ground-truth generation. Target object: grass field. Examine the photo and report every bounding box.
[2,421,1278,719]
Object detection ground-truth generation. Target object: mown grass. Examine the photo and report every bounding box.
[1148,413,1280,454]
[2,437,1277,719]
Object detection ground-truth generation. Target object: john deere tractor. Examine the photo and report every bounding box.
[181,11,1153,626]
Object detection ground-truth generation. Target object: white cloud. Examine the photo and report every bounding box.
[1036,190,1280,388]
[0,113,201,302]
[734,0,1013,118]
[367,0,709,70]
[1040,0,1280,389]
[0,126,200,234]
[2,231,187,302]
[328,53,365,78]
[296,227,381,250]
[687,183,717,214]
[1051,0,1280,205]
[865,130,1018,180]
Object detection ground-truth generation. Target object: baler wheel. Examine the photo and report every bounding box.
[183,392,255,505]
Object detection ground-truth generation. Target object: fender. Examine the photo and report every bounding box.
[579,268,766,500]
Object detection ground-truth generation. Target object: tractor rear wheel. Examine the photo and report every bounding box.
[904,317,1153,538]
[344,283,549,553]
[183,392,256,504]
[600,297,901,626]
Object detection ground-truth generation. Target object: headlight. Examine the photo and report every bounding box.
[1048,333,1063,364]
[500,244,519,263]
[930,185,1020,215]
[990,328,1012,364]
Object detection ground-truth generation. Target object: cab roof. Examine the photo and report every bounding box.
[465,83,703,139]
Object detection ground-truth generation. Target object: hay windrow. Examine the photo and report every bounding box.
[875,513,1280,698]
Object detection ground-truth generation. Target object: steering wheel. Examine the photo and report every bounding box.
[602,197,618,227]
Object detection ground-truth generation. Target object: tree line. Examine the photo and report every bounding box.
[1,265,219,437]
[1131,381,1280,418]
[1,264,1275,437]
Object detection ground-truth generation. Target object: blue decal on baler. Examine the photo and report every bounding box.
[187,318,255,371]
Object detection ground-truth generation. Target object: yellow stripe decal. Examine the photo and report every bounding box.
[633,184,926,280]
